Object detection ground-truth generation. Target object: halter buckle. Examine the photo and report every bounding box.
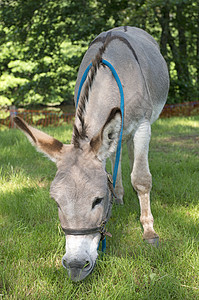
[99,222,112,240]
[107,173,113,184]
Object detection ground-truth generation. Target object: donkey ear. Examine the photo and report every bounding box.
[14,117,63,162]
[90,107,122,161]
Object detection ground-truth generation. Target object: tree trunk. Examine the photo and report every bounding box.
[197,9,199,98]
[159,6,169,63]
[176,4,191,100]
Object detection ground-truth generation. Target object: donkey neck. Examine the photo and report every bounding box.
[79,66,120,140]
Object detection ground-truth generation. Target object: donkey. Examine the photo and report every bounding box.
[14,26,169,281]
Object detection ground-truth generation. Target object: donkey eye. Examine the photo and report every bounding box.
[92,197,103,209]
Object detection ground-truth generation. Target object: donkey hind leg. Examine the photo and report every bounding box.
[110,148,124,205]
[130,121,159,245]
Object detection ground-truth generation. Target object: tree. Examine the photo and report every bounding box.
[119,0,199,102]
[0,0,198,107]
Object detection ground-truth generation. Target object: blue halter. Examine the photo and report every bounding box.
[76,59,124,252]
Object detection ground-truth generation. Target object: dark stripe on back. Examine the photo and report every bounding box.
[89,30,112,48]
[90,32,140,66]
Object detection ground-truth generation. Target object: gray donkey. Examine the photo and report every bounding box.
[14,26,169,281]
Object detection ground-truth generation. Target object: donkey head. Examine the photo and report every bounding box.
[14,107,121,281]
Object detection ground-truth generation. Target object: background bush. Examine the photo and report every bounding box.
[0,0,198,107]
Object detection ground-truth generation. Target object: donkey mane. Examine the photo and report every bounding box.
[72,33,113,149]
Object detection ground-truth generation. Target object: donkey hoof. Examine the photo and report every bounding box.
[145,236,159,247]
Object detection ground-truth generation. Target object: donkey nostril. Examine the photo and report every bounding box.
[62,258,67,269]
[84,260,90,270]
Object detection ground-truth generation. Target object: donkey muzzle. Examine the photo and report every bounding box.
[62,254,94,282]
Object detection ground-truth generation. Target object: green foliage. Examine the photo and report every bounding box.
[0,95,12,106]
[8,60,36,74]
[0,38,84,106]
[0,117,199,298]
[0,0,198,106]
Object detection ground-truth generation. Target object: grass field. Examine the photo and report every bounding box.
[0,116,199,299]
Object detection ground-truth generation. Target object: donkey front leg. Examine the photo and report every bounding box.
[110,149,124,205]
[131,121,159,245]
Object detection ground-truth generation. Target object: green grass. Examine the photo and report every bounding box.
[0,117,199,299]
